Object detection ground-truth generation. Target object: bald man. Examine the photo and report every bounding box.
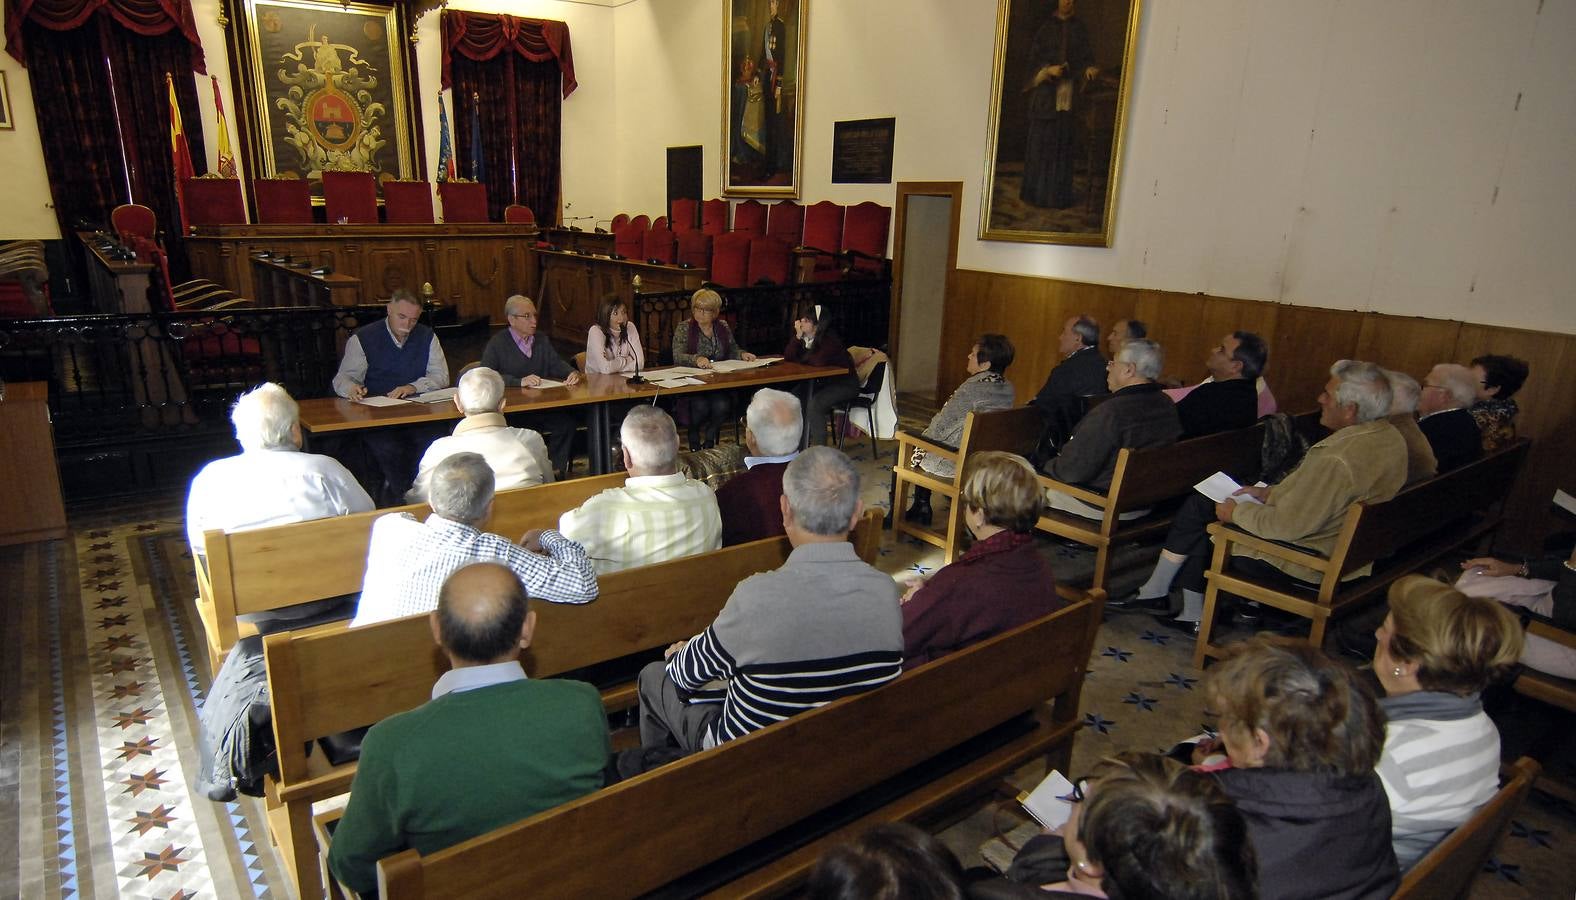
[329,563,610,895]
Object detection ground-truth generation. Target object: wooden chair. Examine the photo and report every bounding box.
[1393,757,1540,900]
[503,204,535,224]
[799,200,845,282]
[709,232,752,287]
[1195,440,1530,668]
[366,586,1105,899]
[643,228,677,265]
[111,203,158,241]
[700,199,729,235]
[1035,423,1265,591]
[613,222,644,259]
[1510,617,1576,804]
[892,407,1044,562]
[766,199,804,246]
[676,230,712,269]
[651,215,669,231]
[732,199,766,235]
[438,181,489,223]
[610,213,630,232]
[322,172,379,224]
[670,198,699,232]
[842,201,891,277]
[254,178,315,224]
[745,235,791,285]
[383,181,435,224]
[182,177,247,226]
[629,214,651,231]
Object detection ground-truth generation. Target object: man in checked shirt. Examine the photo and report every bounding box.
[350,452,598,626]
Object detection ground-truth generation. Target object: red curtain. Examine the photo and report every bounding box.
[449,28,565,225]
[5,0,205,72]
[440,10,575,98]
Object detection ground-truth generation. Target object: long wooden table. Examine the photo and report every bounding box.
[296,362,847,473]
[534,248,707,344]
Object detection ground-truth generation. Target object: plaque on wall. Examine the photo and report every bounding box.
[831,117,896,184]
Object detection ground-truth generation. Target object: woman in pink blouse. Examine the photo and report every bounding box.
[584,297,645,375]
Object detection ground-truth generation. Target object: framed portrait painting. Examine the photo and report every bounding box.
[721,0,806,198]
[226,0,422,201]
[980,0,1142,246]
[0,72,13,130]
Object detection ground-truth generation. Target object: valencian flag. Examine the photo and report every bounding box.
[436,91,456,182]
[469,91,485,184]
[211,76,237,179]
[166,73,195,231]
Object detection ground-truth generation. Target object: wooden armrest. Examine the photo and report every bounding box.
[1523,616,1576,650]
[312,807,359,900]
[1035,475,1107,507]
[896,432,959,460]
[1205,523,1334,573]
[276,766,358,805]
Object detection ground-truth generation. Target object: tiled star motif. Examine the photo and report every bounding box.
[1482,857,1521,883]
[92,553,118,563]
[93,567,121,578]
[1509,820,1552,848]
[1099,646,1133,663]
[133,844,190,879]
[1121,691,1158,712]
[122,768,168,798]
[127,803,177,836]
[1163,673,1198,691]
[99,634,138,653]
[908,564,932,575]
[116,736,158,761]
[112,706,157,729]
[96,580,124,591]
[96,595,130,609]
[88,530,111,538]
[134,523,160,532]
[168,890,198,900]
[109,680,147,699]
[102,655,144,675]
[1081,712,1115,734]
[1138,630,1171,646]
[98,614,132,630]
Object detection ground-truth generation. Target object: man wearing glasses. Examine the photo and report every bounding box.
[480,294,584,477]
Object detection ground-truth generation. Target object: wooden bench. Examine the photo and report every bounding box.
[1034,422,1266,591]
[194,472,628,675]
[1195,440,1530,668]
[357,586,1104,900]
[892,406,1043,562]
[263,511,882,900]
[1393,757,1539,900]
[1509,614,1576,805]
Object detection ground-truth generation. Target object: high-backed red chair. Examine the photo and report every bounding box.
[183,178,247,226]
[630,214,651,231]
[614,223,645,259]
[643,228,677,265]
[709,232,752,287]
[802,200,846,281]
[112,204,158,241]
[438,181,489,223]
[671,198,699,232]
[611,213,630,232]
[732,199,766,235]
[504,204,535,224]
[676,230,712,269]
[382,181,435,224]
[746,236,791,286]
[253,178,314,224]
[701,199,729,235]
[321,171,378,224]
[842,201,892,276]
[651,215,668,231]
[766,200,804,247]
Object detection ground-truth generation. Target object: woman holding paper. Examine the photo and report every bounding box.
[782,302,859,446]
[585,297,645,375]
[671,288,756,449]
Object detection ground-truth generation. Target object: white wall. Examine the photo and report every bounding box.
[0,47,61,239]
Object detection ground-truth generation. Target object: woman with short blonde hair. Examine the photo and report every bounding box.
[1373,575,1522,869]
[900,451,1062,669]
[671,288,757,449]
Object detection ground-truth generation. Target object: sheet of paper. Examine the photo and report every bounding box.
[709,357,782,373]
[654,377,706,388]
[1017,769,1077,830]
[356,396,411,407]
[1555,488,1576,516]
[1193,472,1264,505]
[411,387,458,404]
[525,379,566,390]
[652,366,708,377]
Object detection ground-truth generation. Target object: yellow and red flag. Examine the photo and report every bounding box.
[166,73,195,231]
[211,75,236,179]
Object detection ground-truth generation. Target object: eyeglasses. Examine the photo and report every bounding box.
[508,312,537,320]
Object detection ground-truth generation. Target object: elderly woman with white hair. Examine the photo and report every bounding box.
[406,367,554,503]
[1381,369,1438,487]
[186,382,373,557]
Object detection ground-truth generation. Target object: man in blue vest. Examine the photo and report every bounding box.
[332,290,451,502]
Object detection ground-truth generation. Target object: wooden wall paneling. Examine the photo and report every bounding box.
[1136,292,1277,386]
[366,246,419,300]
[1355,314,1463,384]
[1267,305,1367,412]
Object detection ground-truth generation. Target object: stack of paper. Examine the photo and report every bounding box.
[710,357,782,373]
[411,387,458,404]
[356,395,409,407]
[653,376,706,387]
[1193,472,1265,504]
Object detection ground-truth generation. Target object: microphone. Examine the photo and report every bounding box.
[628,343,647,384]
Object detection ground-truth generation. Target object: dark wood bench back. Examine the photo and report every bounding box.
[376,590,1101,900]
[957,406,1045,461]
[1339,440,1528,575]
[1111,422,1266,512]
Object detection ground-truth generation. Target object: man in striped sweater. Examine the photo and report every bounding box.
[636,446,903,754]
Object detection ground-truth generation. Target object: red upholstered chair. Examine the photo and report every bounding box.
[630,214,651,231]
[321,171,378,224]
[643,228,676,264]
[253,178,314,224]
[709,232,752,287]
[675,230,712,269]
[671,198,699,232]
[382,181,435,224]
[701,199,729,235]
[651,215,668,231]
[766,200,804,246]
[611,213,630,231]
[438,182,489,223]
[842,201,892,277]
[614,223,645,259]
[746,236,792,286]
[801,200,846,281]
[504,204,536,224]
[112,204,158,241]
[732,199,766,235]
[183,179,247,226]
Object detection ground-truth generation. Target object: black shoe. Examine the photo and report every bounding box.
[1108,591,1174,615]
[1230,602,1263,626]
[904,500,933,527]
[1152,614,1200,636]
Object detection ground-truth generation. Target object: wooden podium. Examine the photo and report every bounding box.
[0,382,68,545]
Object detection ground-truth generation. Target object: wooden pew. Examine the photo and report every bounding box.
[1194,440,1530,668]
[1509,616,1576,805]
[1393,757,1539,900]
[194,472,628,676]
[263,511,882,900]
[365,586,1105,900]
[892,407,1043,562]
[1035,422,1266,590]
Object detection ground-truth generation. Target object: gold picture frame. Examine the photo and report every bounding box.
[980,0,1142,246]
[721,0,807,198]
[0,71,14,131]
[226,0,421,201]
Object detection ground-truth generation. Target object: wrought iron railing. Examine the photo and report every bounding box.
[633,278,891,365]
[0,305,398,443]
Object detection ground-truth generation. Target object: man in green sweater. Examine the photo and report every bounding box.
[328,562,611,894]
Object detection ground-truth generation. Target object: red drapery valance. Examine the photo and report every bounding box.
[5,0,205,71]
[441,10,575,98]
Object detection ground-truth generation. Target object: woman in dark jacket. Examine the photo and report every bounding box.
[782,302,859,446]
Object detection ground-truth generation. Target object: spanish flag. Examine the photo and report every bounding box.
[211,75,237,179]
[166,73,195,231]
